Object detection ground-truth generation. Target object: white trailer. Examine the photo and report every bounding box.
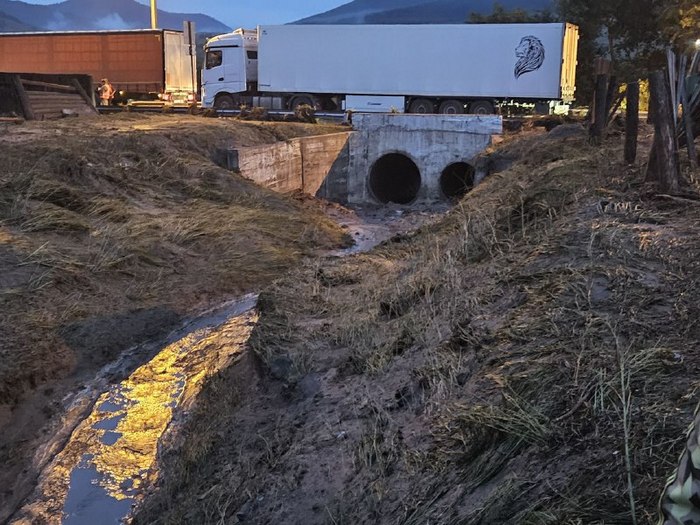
[202,23,579,114]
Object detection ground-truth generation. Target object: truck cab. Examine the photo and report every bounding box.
[202,29,258,109]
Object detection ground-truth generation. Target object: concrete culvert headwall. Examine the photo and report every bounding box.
[440,162,475,199]
[369,153,421,204]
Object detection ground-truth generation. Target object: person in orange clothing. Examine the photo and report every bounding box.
[98,78,115,106]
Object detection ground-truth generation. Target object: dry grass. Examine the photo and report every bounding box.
[133,127,700,525]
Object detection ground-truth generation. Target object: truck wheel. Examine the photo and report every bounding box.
[469,100,495,115]
[408,98,435,114]
[290,95,319,110]
[534,102,550,115]
[214,95,236,110]
[439,100,465,114]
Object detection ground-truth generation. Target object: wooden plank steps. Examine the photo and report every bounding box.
[10,75,98,120]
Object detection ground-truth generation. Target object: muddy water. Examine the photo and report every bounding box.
[11,295,258,525]
[324,203,450,256]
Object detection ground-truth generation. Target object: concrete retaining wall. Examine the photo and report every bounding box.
[226,114,501,206]
[227,132,352,195]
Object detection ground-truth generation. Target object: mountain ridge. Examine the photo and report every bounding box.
[296,0,556,24]
[0,9,36,31]
[0,0,230,33]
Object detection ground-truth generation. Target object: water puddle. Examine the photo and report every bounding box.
[12,294,258,525]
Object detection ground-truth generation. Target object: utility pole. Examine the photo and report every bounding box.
[151,0,158,29]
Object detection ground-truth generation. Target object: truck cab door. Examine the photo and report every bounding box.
[201,45,247,106]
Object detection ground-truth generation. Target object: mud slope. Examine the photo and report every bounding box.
[0,114,348,520]
[135,128,700,524]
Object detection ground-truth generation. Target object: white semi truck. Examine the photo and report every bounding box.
[201,23,579,114]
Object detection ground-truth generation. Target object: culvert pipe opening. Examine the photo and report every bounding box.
[440,162,475,199]
[369,153,421,204]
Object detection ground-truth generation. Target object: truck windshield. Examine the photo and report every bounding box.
[205,50,223,69]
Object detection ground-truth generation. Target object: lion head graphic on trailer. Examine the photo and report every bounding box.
[514,35,545,78]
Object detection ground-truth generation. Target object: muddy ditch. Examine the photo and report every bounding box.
[129,127,700,525]
[1,114,580,524]
[5,198,449,524]
[0,114,353,523]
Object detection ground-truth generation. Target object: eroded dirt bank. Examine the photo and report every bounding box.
[0,114,350,522]
[135,128,700,524]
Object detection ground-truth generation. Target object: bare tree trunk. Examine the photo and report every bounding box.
[648,71,680,193]
[625,82,639,164]
[680,87,698,169]
[605,75,618,118]
[591,74,609,145]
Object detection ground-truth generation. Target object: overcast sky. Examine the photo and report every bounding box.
[22,1,349,28]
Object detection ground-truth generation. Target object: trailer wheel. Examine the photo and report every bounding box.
[439,100,465,114]
[290,95,320,111]
[408,98,435,114]
[214,95,236,110]
[469,100,495,115]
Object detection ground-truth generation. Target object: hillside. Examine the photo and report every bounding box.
[295,0,426,24]
[133,126,700,524]
[0,10,35,31]
[297,0,555,24]
[0,0,229,32]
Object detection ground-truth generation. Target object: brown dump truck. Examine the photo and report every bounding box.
[0,29,196,104]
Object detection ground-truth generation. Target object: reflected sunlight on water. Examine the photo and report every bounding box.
[13,296,258,525]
